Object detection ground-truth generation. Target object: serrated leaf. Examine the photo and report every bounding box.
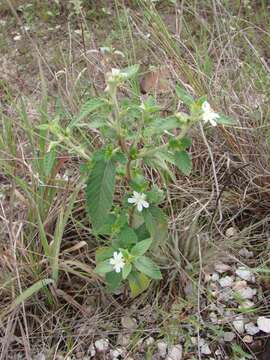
[144,116,180,136]
[95,260,113,274]
[175,84,194,106]
[86,159,116,231]
[122,263,132,279]
[96,247,114,263]
[174,150,192,175]
[134,256,162,280]
[131,238,152,257]
[69,98,108,129]
[143,207,168,245]
[128,271,150,297]
[114,225,138,249]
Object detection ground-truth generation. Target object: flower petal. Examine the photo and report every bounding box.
[137,202,143,212]
[202,101,210,112]
[128,197,136,204]
[142,200,149,208]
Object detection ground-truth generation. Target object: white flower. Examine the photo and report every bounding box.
[128,191,149,212]
[109,251,125,273]
[201,101,220,126]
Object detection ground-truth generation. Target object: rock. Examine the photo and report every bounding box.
[201,343,211,355]
[243,335,253,343]
[235,287,257,300]
[218,288,233,302]
[117,334,130,347]
[209,312,218,324]
[245,322,260,335]
[121,316,137,331]
[219,276,234,288]
[145,337,155,347]
[233,280,248,291]
[166,344,183,360]
[239,248,254,258]
[233,319,245,334]
[110,348,125,359]
[223,332,235,342]
[214,263,231,273]
[236,267,255,282]
[211,272,220,282]
[88,345,96,358]
[34,354,46,360]
[225,227,237,237]
[157,341,168,358]
[95,339,109,353]
[257,317,270,333]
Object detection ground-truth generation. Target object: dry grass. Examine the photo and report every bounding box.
[0,0,270,358]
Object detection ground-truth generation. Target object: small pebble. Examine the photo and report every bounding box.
[201,343,211,355]
[239,248,254,258]
[240,300,255,309]
[257,316,270,333]
[223,332,235,342]
[243,335,253,343]
[225,227,237,237]
[245,322,260,335]
[211,272,220,282]
[157,341,168,358]
[110,348,124,359]
[219,276,234,288]
[88,345,96,358]
[236,267,255,282]
[235,286,257,300]
[165,344,183,360]
[233,319,245,334]
[145,337,155,347]
[95,339,109,353]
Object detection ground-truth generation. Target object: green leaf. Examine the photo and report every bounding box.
[128,271,150,297]
[134,256,162,280]
[175,84,194,106]
[122,263,132,280]
[86,159,116,231]
[174,150,192,176]
[43,149,56,177]
[114,225,138,249]
[122,64,139,79]
[144,116,180,136]
[69,98,108,129]
[95,260,113,274]
[131,238,152,257]
[96,247,114,263]
[216,114,236,125]
[143,207,168,245]
[106,271,122,292]
[96,214,117,235]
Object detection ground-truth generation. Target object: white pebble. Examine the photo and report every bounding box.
[257,316,270,333]
[233,319,245,334]
[165,344,183,360]
[225,227,237,237]
[201,343,211,355]
[145,337,155,347]
[88,345,96,357]
[211,272,219,282]
[95,339,109,353]
[223,332,235,342]
[13,34,22,41]
[157,341,168,358]
[219,276,234,288]
[239,248,254,258]
[245,322,260,335]
[243,335,253,343]
[235,287,257,300]
[236,267,255,282]
[110,348,124,359]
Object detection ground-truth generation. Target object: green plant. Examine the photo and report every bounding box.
[42,65,234,297]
